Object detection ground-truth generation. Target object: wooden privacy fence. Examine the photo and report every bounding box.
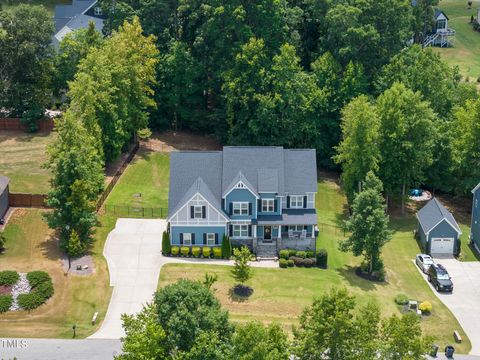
[0,118,54,132]
[9,193,49,208]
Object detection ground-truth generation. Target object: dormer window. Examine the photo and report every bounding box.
[290,195,304,208]
[261,199,274,212]
[233,202,249,215]
[94,6,102,16]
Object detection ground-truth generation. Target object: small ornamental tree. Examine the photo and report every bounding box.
[162,231,171,255]
[0,232,6,252]
[231,246,252,287]
[67,230,85,258]
[221,234,231,259]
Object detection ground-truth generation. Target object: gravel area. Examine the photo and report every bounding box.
[9,272,31,311]
[62,255,94,275]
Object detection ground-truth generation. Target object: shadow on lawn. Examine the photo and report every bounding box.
[336,265,388,292]
[228,285,254,302]
[38,234,63,262]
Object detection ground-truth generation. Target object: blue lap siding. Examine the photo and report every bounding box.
[171,226,225,246]
[418,220,459,254]
[225,189,257,220]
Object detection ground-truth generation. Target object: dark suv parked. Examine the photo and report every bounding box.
[428,264,453,292]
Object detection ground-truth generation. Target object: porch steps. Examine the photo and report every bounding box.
[257,242,277,259]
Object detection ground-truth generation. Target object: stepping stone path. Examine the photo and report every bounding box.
[9,273,31,311]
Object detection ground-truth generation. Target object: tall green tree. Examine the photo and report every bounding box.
[376,82,435,213]
[231,246,253,287]
[44,112,104,253]
[411,0,439,44]
[341,172,392,274]
[0,4,54,118]
[334,95,380,203]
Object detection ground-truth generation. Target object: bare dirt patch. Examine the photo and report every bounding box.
[0,285,12,295]
[142,130,221,152]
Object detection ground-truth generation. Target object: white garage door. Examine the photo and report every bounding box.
[431,237,454,256]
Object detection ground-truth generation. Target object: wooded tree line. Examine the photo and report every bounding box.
[118,279,431,360]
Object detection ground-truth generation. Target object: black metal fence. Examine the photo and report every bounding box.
[104,204,168,218]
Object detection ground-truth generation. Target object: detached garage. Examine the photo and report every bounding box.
[416,197,461,257]
[0,176,9,221]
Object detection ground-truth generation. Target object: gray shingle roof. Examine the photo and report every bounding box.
[255,209,317,225]
[0,176,9,194]
[168,147,317,218]
[416,198,461,234]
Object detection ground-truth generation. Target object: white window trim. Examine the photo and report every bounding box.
[290,195,304,208]
[262,199,274,212]
[94,6,102,15]
[290,225,306,232]
[233,224,249,238]
[206,233,215,246]
[183,233,192,246]
[233,202,249,215]
[193,205,203,219]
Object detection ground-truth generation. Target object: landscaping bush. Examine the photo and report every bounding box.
[394,294,409,305]
[288,249,297,257]
[26,271,50,288]
[0,295,13,313]
[17,292,45,310]
[289,256,315,267]
[316,249,328,268]
[162,231,171,255]
[171,246,180,256]
[181,246,190,256]
[0,271,19,286]
[287,259,294,267]
[35,281,54,300]
[221,235,231,259]
[303,258,316,267]
[279,249,289,260]
[192,246,201,258]
[306,250,315,258]
[419,301,432,314]
[213,247,222,258]
[296,251,307,259]
[202,247,211,258]
[279,258,288,268]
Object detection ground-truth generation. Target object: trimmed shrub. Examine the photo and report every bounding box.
[181,246,190,256]
[279,249,289,260]
[192,246,201,258]
[35,281,54,300]
[296,251,307,259]
[221,235,231,259]
[202,247,211,258]
[290,256,316,267]
[394,294,409,305]
[316,249,328,268]
[171,246,180,256]
[213,247,222,258]
[17,292,45,310]
[288,249,297,257]
[0,271,19,286]
[0,295,13,312]
[303,258,316,267]
[306,250,315,258]
[419,301,432,314]
[26,271,50,288]
[287,259,294,267]
[279,258,288,268]
[162,231,171,255]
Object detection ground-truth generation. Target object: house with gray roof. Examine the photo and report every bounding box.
[416,197,461,257]
[167,147,318,256]
[470,183,480,253]
[52,0,105,48]
[0,176,9,222]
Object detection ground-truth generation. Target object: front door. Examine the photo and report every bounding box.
[264,226,272,240]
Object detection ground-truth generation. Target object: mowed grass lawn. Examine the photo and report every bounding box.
[435,0,480,79]
[0,209,114,338]
[105,150,170,210]
[0,0,69,13]
[0,131,55,193]
[159,178,472,353]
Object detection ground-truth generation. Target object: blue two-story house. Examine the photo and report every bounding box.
[167,147,318,256]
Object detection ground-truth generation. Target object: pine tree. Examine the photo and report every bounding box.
[162,231,171,255]
[221,234,231,259]
[67,230,85,258]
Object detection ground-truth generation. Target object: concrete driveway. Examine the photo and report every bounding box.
[89,218,166,339]
[415,258,480,355]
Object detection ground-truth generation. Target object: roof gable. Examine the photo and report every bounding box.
[472,182,480,194]
[417,198,461,234]
[223,171,259,198]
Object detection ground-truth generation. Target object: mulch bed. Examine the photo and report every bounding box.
[0,285,12,295]
[355,267,386,282]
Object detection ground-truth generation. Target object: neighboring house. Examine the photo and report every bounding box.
[167,147,318,257]
[470,183,480,252]
[423,9,455,48]
[52,0,105,48]
[416,197,462,257]
[0,176,9,221]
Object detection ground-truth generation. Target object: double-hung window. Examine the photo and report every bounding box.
[290,195,304,208]
[233,202,249,215]
[183,233,192,246]
[233,224,249,237]
[193,206,203,219]
[261,199,274,212]
[206,233,215,246]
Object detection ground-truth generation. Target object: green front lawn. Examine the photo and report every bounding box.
[159,178,472,353]
[105,150,170,210]
[435,0,480,79]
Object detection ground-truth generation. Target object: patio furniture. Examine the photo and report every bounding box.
[288,229,294,239]
[300,230,307,240]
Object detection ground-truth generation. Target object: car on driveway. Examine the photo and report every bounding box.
[415,254,434,274]
[428,263,453,292]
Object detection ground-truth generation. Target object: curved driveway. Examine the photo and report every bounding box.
[89,218,166,339]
